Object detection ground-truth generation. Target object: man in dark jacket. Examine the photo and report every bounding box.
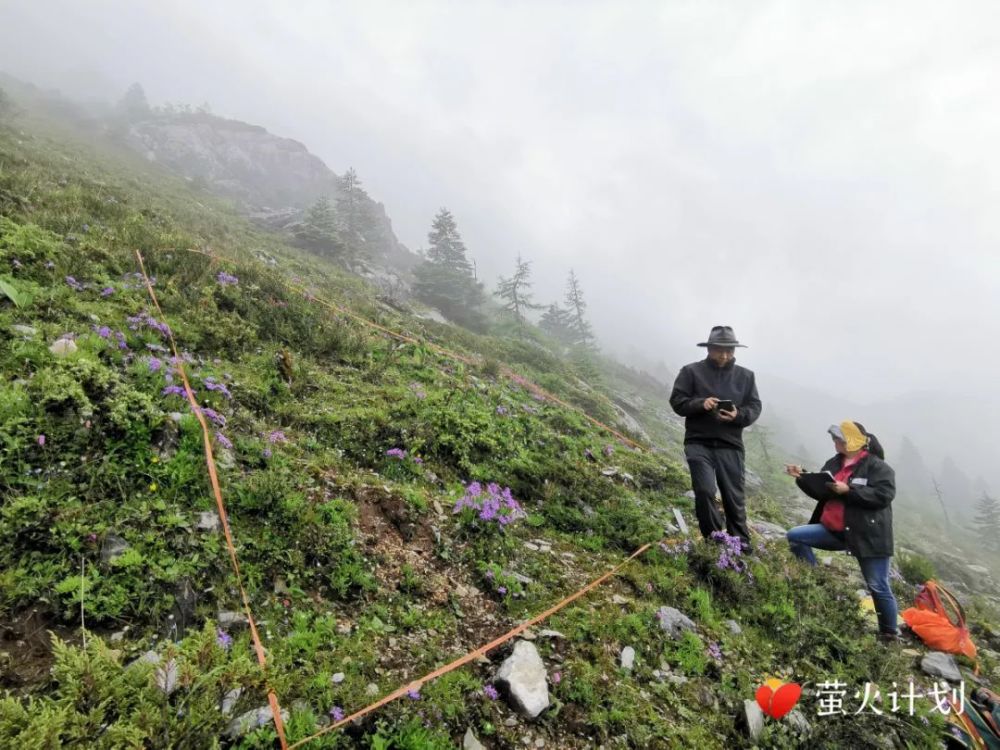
[670,326,762,545]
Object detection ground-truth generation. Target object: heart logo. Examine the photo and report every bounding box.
[755,678,802,720]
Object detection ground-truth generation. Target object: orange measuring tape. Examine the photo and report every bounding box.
[135,251,289,749]
[289,536,677,748]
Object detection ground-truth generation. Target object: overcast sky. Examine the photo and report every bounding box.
[2,1,997,409]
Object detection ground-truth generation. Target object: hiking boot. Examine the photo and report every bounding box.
[877,631,900,645]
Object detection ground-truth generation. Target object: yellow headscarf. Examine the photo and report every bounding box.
[830,420,867,452]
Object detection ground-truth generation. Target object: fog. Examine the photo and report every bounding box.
[2,2,997,496]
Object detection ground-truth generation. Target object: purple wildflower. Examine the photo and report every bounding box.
[101,286,114,297]
[216,271,239,286]
[495,405,509,416]
[65,276,83,291]
[603,444,614,457]
[452,481,526,528]
[115,331,128,350]
[413,457,423,464]
[497,586,507,595]
[216,629,232,649]
[147,356,162,373]
[551,671,562,685]
[202,408,226,427]
[385,447,407,460]
[94,325,111,338]
[483,684,499,700]
[203,378,232,399]
[37,434,46,447]
[708,641,723,661]
[162,385,185,397]
[126,312,170,338]
[215,432,233,450]
[407,687,421,700]
[262,448,272,459]
[267,431,287,444]
[329,706,345,722]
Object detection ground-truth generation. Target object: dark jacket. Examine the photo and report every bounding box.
[669,358,762,450]
[798,453,896,558]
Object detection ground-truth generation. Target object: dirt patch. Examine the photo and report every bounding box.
[351,484,506,654]
[0,606,78,690]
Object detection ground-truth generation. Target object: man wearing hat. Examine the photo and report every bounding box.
[670,326,762,546]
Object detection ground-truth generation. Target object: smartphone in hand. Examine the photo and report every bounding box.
[715,399,735,412]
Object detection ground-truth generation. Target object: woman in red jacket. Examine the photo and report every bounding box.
[785,421,899,642]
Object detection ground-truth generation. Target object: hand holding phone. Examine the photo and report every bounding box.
[715,399,735,412]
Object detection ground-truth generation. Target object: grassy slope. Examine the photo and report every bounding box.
[0,110,975,749]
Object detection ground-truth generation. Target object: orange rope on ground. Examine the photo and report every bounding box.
[135,250,289,750]
[183,248,645,451]
[288,536,678,749]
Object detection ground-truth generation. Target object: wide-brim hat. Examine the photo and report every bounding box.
[697,325,747,348]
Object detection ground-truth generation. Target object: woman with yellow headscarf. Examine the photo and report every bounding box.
[784,421,899,642]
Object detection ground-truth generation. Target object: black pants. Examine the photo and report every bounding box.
[684,442,750,544]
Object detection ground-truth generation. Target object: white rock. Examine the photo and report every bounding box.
[196,511,220,532]
[620,646,636,671]
[221,688,243,716]
[741,699,764,740]
[724,619,743,635]
[463,727,486,750]
[226,705,290,739]
[331,672,345,684]
[49,338,77,357]
[494,640,550,719]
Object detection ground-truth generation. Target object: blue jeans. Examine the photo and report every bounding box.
[786,524,898,635]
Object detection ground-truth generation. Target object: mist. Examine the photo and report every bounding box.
[2,1,997,499]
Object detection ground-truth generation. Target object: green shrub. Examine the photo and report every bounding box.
[898,552,936,585]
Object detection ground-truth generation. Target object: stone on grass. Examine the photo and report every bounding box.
[331,672,345,684]
[921,651,963,682]
[218,611,249,629]
[494,640,550,719]
[786,709,811,735]
[655,606,696,640]
[49,338,77,357]
[101,534,129,563]
[365,683,379,696]
[221,687,243,716]
[11,325,37,338]
[226,705,289,739]
[196,511,220,532]
[724,619,742,635]
[740,699,764,740]
[620,646,636,671]
[463,727,486,750]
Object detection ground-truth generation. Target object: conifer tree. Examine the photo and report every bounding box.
[539,304,575,345]
[336,168,372,254]
[412,209,484,328]
[495,255,542,329]
[117,83,150,121]
[971,492,1000,553]
[295,195,345,259]
[564,269,595,347]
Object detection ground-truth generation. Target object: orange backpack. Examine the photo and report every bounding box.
[902,580,978,665]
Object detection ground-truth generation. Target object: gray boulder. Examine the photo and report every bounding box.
[921,651,963,682]
[655,606,696,639]
[750,520,787,541]
[620,646,636,671]
[494,640,550,719]
[739,699,764,740]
